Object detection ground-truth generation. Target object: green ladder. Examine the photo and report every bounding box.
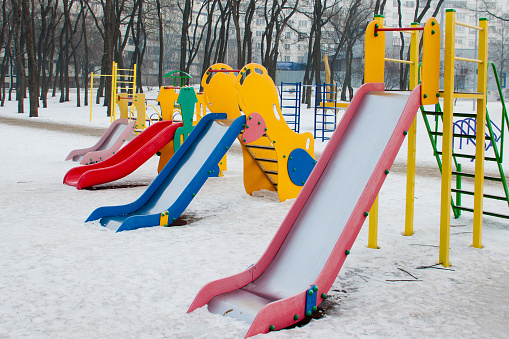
[420,62,509,219]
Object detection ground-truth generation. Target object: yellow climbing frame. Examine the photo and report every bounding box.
[364,16,440,249]
[440,10,488,266]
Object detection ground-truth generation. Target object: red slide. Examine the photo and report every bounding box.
[63,121,182,189]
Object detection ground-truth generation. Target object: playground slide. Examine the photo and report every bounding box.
[85,113,246,232]
[65,118,135,164]
[187,83,422,337]
[63,120,182,189]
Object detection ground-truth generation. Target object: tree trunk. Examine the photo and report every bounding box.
[103,0,115,116]
[22,0,38,117]
[156,0,163,87]
[13,1,24,113]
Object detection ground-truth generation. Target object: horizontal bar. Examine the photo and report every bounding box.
[385,58,414,65]
[452,171,503,182]
[455,21,482,31]
[453,92,484,99]
[207,69,241,73]
[451,189,508,201]
[116,81,135,84]
[163,86,181,89]
[244,144,276,150]
[454,206,509,219]
[436,151,498,161]
[376,27,423,32]
[455,56,482,64]
[429,132,477,138]
[254,158,278,163]
[265,170,278,175]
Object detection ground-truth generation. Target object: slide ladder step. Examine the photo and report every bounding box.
[436,151,497,162]
[452,171,503,182]
[254,157,278,163]
[245,144,275,150]
[453,206,509,219]
[451,188,508,201]
[265,170,278,175]
[429,131,478,139]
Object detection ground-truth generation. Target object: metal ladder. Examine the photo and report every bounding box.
[314,82,339,141]
[279,82,301,133]
[421,62,509,219]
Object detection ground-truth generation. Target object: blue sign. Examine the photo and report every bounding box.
[501,72,506,88]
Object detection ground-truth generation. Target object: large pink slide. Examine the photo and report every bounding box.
[188,83,422,337]
[64,121,182,189]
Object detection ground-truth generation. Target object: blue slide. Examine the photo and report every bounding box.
[86,113,246,232]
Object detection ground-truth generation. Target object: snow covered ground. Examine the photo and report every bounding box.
[0,89,508,338]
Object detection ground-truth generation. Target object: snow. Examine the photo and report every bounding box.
[0,89,508,338]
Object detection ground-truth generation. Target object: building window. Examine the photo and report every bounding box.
[298,56,304,63]
[286,31,292,39]
[405,1,414,7]
[468,39,475,47]
[285,44,290,50]
[285,56,291,62]
[256,30,262,37]
[298,20,307,27]
[256,18,263,25]
[455,38,463,44]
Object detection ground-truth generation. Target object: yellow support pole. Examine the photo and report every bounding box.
[90,72,94,122]
[110,61,117,123]
[439,9,456,267]
[365,14,384,249]
[368,195,379,249]
[404,23,420,237]
[472,18,488,249]
[132,64,137,96]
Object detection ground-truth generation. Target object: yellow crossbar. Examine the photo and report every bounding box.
[453,92,484,99]
[456,21,482,31]
[385,57,414,65]
[455,56,482,63]
[117,68,135,71]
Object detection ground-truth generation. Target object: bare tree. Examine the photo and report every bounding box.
[260,0,299,78]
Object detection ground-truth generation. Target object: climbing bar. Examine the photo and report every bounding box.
[455,206,509,219]
[451,188,507,201]
[117,68,135,72]
[385,58,414,65]
[245,144,276,150]
[455,21,482,31]
[455,56,483,64]
[452,171,503,182]
[207,69,241,73]
[375,27,424,32]
[117,96,133,100]
[254,158,278,163]
[453,92,484,99]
